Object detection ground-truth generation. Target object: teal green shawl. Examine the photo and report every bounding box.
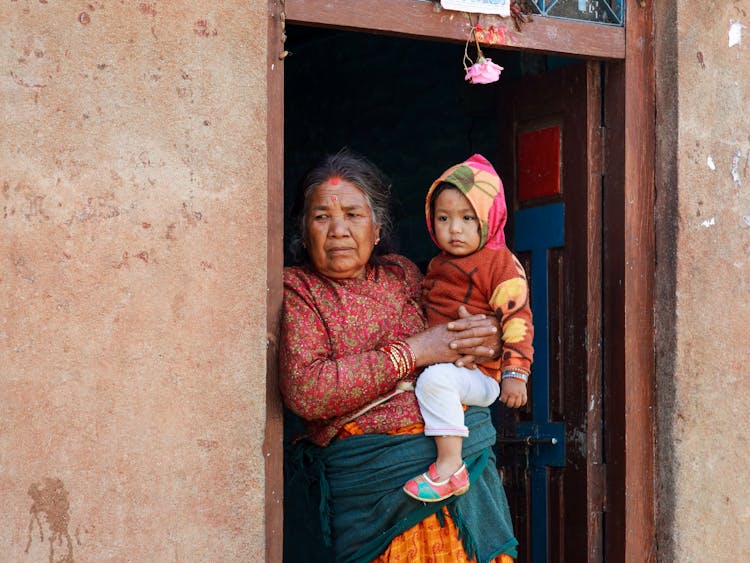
[290,406,518,563]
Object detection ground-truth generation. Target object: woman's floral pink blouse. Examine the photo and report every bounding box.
[280,254,427,446]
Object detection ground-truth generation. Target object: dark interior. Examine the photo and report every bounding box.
[282,24,577,270]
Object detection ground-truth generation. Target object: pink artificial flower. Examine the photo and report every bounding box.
[465,57,504,85]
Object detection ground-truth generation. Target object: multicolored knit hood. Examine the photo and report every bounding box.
[425,153,507,251]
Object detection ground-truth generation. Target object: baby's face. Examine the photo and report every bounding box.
[432,188,481,256]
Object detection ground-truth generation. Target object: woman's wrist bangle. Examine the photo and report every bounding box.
[382,340,416,378]
[397,340,416,369]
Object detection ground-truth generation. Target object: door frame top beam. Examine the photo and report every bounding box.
[285,0,625,60]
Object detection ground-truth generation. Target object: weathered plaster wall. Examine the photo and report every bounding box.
[656,1,750,560]
[1,2,268,560]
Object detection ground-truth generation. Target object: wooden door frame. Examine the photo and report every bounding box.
[265,2,655,561]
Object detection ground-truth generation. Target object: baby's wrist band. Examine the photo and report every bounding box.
[501,369,529,383]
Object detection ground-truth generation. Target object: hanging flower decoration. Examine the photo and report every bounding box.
[463,14,503,85]
[465,57,503,84]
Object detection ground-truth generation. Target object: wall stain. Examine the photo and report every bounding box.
[197,438,219,451]
[25,477,75,562]
[171,291,186,320]
[14,255,36,283]
[193,19,217,37]
[181,201,203,226]
[731,149,743,188]
[113,251,129,269]
[176,85,192,99]
[138,3,157,17]
[65,195,120,225]
[176,69,193,100]
[113,250,152,268]
[10,69,46,89]
[22,190,47,221]
[1,182,49,221]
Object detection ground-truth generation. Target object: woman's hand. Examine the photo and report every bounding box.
[447,306,501,368]
[404,306,501,369]
[403,324,461,368]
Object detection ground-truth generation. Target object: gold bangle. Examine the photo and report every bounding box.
[387,346,406,377]
[381,341,416,377]
[391,340,416,374]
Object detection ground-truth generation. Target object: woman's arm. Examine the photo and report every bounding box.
[279,284,408,421]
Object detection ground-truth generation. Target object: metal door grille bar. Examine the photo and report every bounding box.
[528,0,624,26]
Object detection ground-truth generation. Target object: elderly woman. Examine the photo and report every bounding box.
[280,149,517,562]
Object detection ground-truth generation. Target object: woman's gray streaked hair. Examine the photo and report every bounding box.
[288,148,396,264]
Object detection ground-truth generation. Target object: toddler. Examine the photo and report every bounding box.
[403,154,534,502]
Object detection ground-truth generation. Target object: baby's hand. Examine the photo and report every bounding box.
[454,356,477,369]
[500,378,527,409]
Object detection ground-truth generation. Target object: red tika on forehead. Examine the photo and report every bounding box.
[328,175,341,185]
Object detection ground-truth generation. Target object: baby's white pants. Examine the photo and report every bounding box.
[415,363,501,437]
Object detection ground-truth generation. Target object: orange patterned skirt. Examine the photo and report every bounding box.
[373,507,514,562]
[338,421,515,563]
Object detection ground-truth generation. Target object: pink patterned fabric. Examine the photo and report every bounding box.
[280,254,427,446]
[425,153,508,250]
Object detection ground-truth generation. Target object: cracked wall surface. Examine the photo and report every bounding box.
[1,2,269,559]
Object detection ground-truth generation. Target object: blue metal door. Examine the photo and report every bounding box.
[512,203,567,563]
[495,61,604,562]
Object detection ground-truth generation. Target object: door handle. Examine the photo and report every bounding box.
[496,436,559,447]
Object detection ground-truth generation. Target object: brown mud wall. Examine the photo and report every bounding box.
[655,1,750,560]
[1,2,269,560]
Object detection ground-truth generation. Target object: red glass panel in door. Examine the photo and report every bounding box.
[517,125,562,202]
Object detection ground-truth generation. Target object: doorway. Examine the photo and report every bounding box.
[281,26,602,563]
[267,4,656,562]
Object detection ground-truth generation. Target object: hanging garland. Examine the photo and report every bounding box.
[463,13,504,84]
[439,0,535,85]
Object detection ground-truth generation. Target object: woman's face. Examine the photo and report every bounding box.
[304,179,381,279]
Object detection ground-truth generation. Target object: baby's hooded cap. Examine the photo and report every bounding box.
[425,153,507,251]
